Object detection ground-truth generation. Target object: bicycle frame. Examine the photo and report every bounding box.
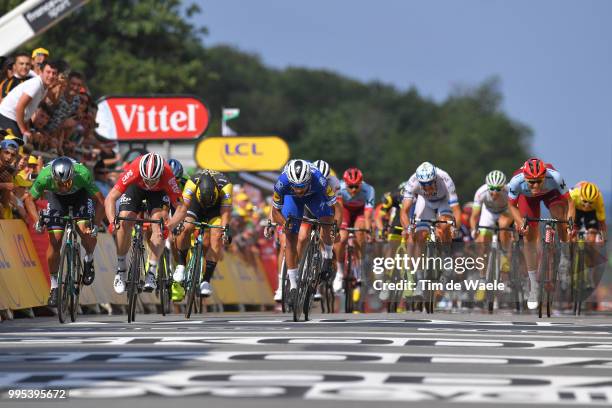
[477,225,514,314]
[40,207,91,324]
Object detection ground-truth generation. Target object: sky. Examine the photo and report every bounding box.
[193,0,612,193]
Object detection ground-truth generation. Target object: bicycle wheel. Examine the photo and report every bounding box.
[158,250,169,316]
[575,246,585,315]
[56,243,71,324]
[424,241,437,314]
[486,248,497,314]
[537,244,549,318]
[185,245,202,319]
[293,239,314,322]
[280,256,291,313]
[127,246,142,323]
[70,246,82,323]
[510,241,524,312]
[344,248,354,314]
[547,244,560,318]
[303,250,321,321]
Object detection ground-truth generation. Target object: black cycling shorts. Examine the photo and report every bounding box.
[118,184,170,214]
[575,209,598,230]
[186,198,221,222]
[44,189,93,231]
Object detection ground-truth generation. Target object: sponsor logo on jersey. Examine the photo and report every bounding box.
[121,169,133,184]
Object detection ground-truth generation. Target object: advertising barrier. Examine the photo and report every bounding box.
[0,220,49,310]
[1,220,273,314]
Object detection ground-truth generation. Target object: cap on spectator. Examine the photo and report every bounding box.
[0,139,19,151]
[31,48,49,58]
[235,192,249,202]
[4,134,24,146]
[28,155,38,165]
[14,172,32,188]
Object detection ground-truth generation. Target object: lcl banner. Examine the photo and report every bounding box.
[195,136,290,171]
[95,96,210,142]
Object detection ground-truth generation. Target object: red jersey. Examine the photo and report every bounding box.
[114,156,183,206]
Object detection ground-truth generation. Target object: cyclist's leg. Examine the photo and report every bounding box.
[116,185,143,268]
[199,205,230,296]
[547,193,570,284]
[518,194,542,308]
[413,197,434,292]
[305,194,334,275]
[333,205,351,279]
[44,193,67,304]
[353,215,367,282]
[70,193,97,285]
[281,196,304,290]
[475,206,496,278]
[298,206,314,258]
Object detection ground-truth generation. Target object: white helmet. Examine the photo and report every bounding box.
[285,159,312,186]
[313,160,330,178]
[415,162,436,184]
[139,152,164,182]
[486,170,506,188]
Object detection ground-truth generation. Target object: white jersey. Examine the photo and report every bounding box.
[473,184,509,214]
[0,75,46,121]
[403,168,459,205]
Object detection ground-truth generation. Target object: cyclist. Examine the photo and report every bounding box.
[104,152,187,294]
[172,168,232,297]
[375,182,408,242]
[507,158,572,309]
[24,157,105,306]
[471,170,513,244]
[568,181,607,243]
[266,159,336,302]
[400,161,461,243]
[332,167,375,293]
[166,158,188,301]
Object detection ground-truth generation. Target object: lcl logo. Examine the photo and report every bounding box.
[224,143,263,156]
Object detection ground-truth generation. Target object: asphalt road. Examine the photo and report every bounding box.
[1,311,612,408]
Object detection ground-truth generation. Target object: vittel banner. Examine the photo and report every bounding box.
[95,96,210,141]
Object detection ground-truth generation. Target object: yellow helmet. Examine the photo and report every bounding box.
[579,182,599,202]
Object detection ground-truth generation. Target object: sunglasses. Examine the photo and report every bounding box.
[488,186,503,192]
[419,180,435,187]
[582,200,593,206]
[526,179,544,185]
[347,184,360,190]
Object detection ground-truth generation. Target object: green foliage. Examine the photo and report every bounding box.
[1,1,532,201]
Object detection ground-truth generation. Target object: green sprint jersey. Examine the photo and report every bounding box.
[30,162,99,199]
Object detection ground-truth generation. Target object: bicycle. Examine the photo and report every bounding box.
[182,220,228,319]
[412,218,455,314]
[340,227,370,314]
[157,244,172,316]
[387,225,412,313]
[289,216,337,322]
[508,231,526,313]
[115,215,165,323]
[525,217,572,318]
[477,225,515,314]
[40,207,93,324]
[265,219,292,313]
[571,227,592,316]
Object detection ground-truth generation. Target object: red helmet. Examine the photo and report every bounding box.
[343,167,363,185]
[522,158,547,179]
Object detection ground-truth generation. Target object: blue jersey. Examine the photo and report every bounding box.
[272,167,336,209]
[507,168,568,202]
[338,181,376,210]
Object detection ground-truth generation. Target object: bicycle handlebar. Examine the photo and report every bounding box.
[413,218,455,226]
[183,219,227,230]
[477,225,515,232]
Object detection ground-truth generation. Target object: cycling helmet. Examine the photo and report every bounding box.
[313,159,330,178]
[51,157,74,183]
[415,162,436,184]
[168,158,183,179]
[197,172,219,205]
[522,158,547,179]
[485,170,507,188]
[398,181,408,194]
[139,152,164,182]
[343,167,363,185]
[580,182,599,202]
[285,159,312,186]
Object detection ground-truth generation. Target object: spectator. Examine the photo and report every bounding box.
[0,56,14,83]
[12,171,31,220]
[93,160,112,197]
[0,139,18,219]
[0,60,59,140]
[26,103,53,150]
[0,52,32,100]
[30,48,49,76]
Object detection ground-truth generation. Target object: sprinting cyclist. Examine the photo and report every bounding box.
[568,181,607,242]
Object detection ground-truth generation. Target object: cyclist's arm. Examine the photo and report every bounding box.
[91,191,105,226]
[451,203,462,227]
[220,205,231,228]
[567,194,575,223]
[104,187,122,225]
[333,201,343,227]
[271,205,286,227]
[509,200,523,227]
[23,192,39,224]
[364,208,373,232]
[400,198,413,229]
[375,208,386,233]
[470,206,481,232]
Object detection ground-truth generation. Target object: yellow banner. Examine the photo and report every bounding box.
[195,136,289,171]
[0,220,49,310]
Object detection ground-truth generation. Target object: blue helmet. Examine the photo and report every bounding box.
[168,159,183,179]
